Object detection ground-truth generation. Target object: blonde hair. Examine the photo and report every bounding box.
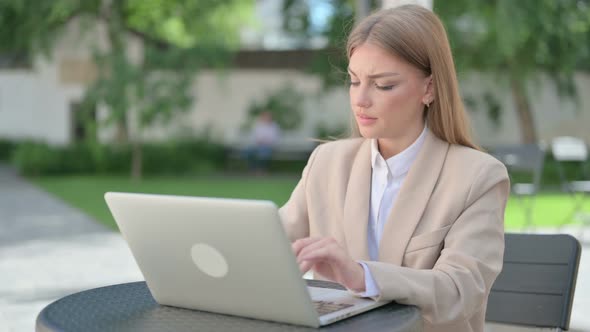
[346,5,479,150]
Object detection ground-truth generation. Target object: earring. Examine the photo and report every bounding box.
[425,101,431,108]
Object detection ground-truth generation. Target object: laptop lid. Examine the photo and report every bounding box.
[104,192,321,327]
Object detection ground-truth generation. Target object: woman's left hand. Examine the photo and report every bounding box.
[292,237,366,292]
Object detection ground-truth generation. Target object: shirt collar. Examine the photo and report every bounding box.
[371,126,428,179]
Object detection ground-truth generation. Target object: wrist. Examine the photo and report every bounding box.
[346,263,366,292]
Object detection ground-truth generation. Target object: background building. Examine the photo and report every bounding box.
[1,0,588,149]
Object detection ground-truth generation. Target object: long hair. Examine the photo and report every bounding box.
[346,5,479,150]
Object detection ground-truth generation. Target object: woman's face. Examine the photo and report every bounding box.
[348,42,432,140]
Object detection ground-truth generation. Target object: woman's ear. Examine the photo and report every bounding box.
[422,75,434,106]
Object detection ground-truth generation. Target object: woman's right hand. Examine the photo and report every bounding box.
[292,236,366,292]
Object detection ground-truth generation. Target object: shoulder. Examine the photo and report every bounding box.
[448,144,501,164]
[445,144,510,199]
[447,145,507,176]
[301,138,367,177]
[312,137,367,161]
[423,132,507,184]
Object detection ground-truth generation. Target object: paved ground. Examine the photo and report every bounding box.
[0,163,588,331]
[0,164,142,331]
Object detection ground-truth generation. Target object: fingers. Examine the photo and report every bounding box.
[291,237,324,258]
[292,237,364,290]
[296,246,334,275]
[293,237,343,267]
[292,237,326,274]
[298,259,315,274]
[298,239,336,262]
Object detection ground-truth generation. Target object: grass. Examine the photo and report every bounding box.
[31,175,299,230]
[31,175,590,231]
[505,194,590,229]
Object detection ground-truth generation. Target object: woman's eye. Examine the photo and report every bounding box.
[375,83,395,91]
[349,80,360,87]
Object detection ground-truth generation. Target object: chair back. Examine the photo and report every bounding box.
[486,233,581,330]
[491,144,546,191]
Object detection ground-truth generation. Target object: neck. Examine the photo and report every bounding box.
[377,123,425,159]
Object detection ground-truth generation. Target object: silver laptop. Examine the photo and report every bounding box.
[104,192,389,327]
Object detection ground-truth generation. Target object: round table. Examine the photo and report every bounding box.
[37,280,422,332]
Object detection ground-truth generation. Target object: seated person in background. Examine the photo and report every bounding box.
[279,5,510,332]
[246,111,281,173]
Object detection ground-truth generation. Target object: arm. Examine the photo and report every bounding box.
[364,162,510,324]
[279,145,321,242]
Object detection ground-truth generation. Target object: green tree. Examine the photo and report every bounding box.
[0,0,254,180]
[282,0,381,89]
[243,84,305,131]
[436,0,590,143]
[283,1,590,144]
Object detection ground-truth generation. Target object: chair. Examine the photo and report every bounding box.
[551,136,590,229]
[491,144,547,229]
[486,233,581,331]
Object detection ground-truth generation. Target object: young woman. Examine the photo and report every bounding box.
[279,5,510,332]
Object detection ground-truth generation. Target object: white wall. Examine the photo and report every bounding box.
[167,69,590,149]
[1,16,589,148]
[464,72,590,146]
[0,67,83,145]
[182,69,350,148]
[0,17,141,146]
[2,63,590,148]
[382,0,433,10]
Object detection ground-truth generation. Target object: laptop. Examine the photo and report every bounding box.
[104,192,389,327]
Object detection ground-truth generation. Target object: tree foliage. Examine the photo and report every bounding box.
[244,84,305,131]
[436,0,590,143]
[282,0,590,143]
[0,0,254,179]
[282,0,380,88]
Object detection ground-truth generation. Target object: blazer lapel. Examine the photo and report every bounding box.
[378,132,449,265]
[342,140,372,261]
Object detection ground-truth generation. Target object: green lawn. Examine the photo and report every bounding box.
[32,175,299,229]
[504,194,590,229]
[32,175,590,231]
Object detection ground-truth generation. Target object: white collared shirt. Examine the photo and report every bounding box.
[358,126,428,297]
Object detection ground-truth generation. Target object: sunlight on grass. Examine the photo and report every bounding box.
[504,194,590,230]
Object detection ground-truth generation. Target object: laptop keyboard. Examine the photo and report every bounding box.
[313,300,354,315]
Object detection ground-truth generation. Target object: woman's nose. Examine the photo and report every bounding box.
[353,89,372,108]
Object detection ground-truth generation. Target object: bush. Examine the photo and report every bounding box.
[268,159,307,173]
[11,142,63,176]
[141,139,227,175]
[14,139,584,182]
[0,139,16,161]
[10,139,228,176]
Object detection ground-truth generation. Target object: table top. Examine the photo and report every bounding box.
[37,280,422,332]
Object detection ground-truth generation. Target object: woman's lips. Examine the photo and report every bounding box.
[356,114,377,126]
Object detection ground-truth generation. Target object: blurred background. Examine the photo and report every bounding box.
[0,0,589,331]
[0,0,589,228]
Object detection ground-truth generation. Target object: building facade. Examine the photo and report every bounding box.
[1,5,589,149]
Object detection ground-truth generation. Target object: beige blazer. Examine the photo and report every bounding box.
[279,131,510,332]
